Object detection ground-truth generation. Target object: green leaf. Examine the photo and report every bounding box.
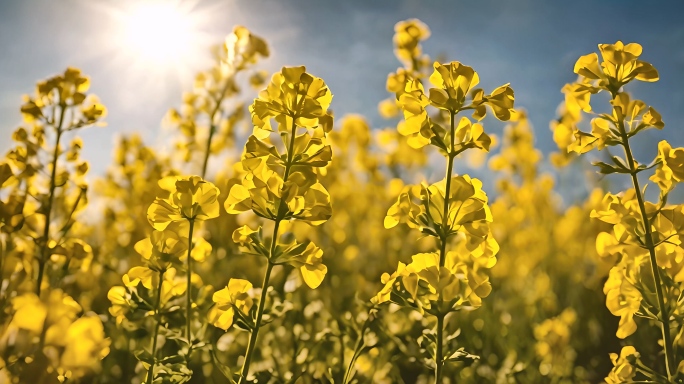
[211,348,237,384]
[444,347,479,363]
[592,161,630,175]
[418,329,437,361]
[134,350,154,365]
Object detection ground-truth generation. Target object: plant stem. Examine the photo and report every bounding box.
[438,110,457,268]
[147,269,166,384]
[36,105,67,295]
[435,314,444,384]
[617,102,676,379]
[200,122,216,180]
[342,317,371,384]
[435,110,456,383]
[201,76,234,179]
[239,115,299,383]
[185,220,195,348]
[239,261,274,383]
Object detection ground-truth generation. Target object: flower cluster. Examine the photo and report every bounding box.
[552,41,684,382]
[108,175,219,383]
[373,18,515,382]
[210,65,334,382]
[166,26,269,176]
[0,67,109,382]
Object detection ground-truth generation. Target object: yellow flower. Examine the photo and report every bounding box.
[232,225,260,247]
[225,25,269,69]
[133,229,188,267]
[159,268,190,305]
[393,19,430,65]
[107,286,129,324]
[44,290,82,328]
[287,242,327,289]
[20,67,107,126]
[225,166,332,225]
[386,69,411,95]
[374,252,491,313]
[428,62,480,112]
[378,98,400,119]
[396,77,431,148]
[147,175,220,230]
[373,261,408,305]
[383,184,426,230]
[533,309,577,377]
[603,262,643,339]
[428,61,514,121]
[408,253,465,303]
[190,237,212,262]
[589,118,613,150]
[49,316,110,379]
[451,117,492,153]
[123,266,155,290]
[651,140,684,192]
[209,278,254,330]
[605,346,639,384]
[10,292,48,333]
[290,129,333,168]
[481,83,515,121]
[251,66,332,132]
[574,41,658,92]
[385,176,492,241]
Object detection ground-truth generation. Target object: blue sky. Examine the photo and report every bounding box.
[1,0,683,187]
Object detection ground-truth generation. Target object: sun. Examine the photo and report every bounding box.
[95,0,217,100]
[122,2,195,64]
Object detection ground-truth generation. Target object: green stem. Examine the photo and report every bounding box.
[435,314,444,384]
[239,261,274,383]
[616,100,676,380]
[435,110,456,382]
[239,115,299,383]
[438,110,456,268]
[147,269,166,384]
[185,220,195,349]
[36,105,67,295]
[200,123,216,180]
[342,317,371,384]
[200,77,234,179]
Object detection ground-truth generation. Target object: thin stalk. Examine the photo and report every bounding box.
[342,318,371,384]
[438,110,457,268]
[185,220,195,347]
[338,332,345,382]
[201,74,236,178]
[616,99,676,379]
[147,269,166,384]
[435,314,444,384]
[36,104,67,295]
[434,110,456,383]
[200,121,217,180]
[239,261,274,383]
[239,115,299,383]
[0,234,5,295]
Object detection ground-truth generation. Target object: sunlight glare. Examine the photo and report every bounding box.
[123,2,195,64]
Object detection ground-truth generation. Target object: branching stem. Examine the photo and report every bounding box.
[36,104,67,295]
[615,95,676,380]
[185,220,195,351]
[435,110,457,383]
[239,112,299,383]
[147,269,166,384]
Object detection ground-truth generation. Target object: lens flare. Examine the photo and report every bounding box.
[122,2,194,64]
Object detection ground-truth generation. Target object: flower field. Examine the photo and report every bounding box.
[1,17,683,384]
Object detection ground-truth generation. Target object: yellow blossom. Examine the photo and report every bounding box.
[209,278,254,330]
